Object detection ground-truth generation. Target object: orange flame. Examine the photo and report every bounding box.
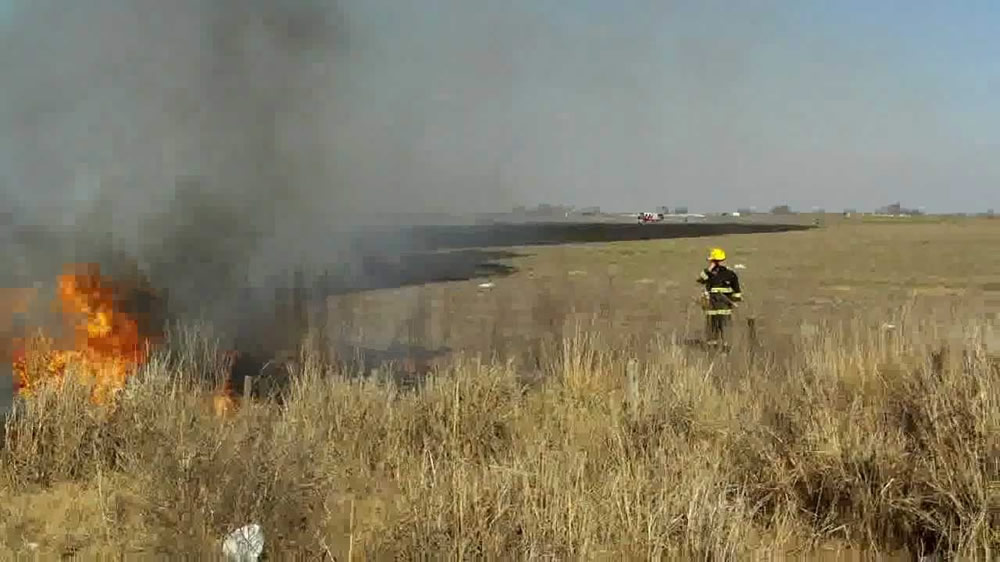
[212,373,238,417]
[207,349,239,417]
[11,263,157,404]
[9,263,245,416]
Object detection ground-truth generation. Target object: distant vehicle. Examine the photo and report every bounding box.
[637,212,665,224]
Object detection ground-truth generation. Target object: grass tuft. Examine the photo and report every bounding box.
[2,315,997,559]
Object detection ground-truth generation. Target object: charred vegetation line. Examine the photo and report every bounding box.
[176,221,815,358]
[1,220,813,407]
[363,222,816,252]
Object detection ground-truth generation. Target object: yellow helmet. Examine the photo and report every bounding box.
[708,247,726,261]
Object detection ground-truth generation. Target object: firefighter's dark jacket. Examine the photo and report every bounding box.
[696,265,742,315]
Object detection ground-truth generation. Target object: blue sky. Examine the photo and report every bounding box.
[2,1,999,213]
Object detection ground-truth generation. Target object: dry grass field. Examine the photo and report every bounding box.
[1,217,999,559]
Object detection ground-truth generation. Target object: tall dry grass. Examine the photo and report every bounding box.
[1,317,998,559]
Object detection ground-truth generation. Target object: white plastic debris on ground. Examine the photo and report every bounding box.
[222,524,265,561]
[732,263,747,270]
[478,282,495,289]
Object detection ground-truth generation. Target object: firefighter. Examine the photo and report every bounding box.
[696,247,742,346]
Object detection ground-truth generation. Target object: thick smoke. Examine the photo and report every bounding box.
[2,0,685,350]
[0,0,376,345]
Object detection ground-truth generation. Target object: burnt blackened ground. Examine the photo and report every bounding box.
[348,221,813,253]
[309,221,812,296]
[232,221,814,393]
[320,249,520,294]
[237,221,812,351]
[1,220,811,300]
[2,220,812,413]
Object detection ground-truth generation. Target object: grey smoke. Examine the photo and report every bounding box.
[3,0,581,354]
[0,1,379,340]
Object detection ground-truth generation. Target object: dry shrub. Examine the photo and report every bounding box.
[1,317,998,559]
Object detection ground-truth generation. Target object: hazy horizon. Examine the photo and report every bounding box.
[2,1,998,221]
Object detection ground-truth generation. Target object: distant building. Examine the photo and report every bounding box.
[876,202,923,216]
[881,202,903,215]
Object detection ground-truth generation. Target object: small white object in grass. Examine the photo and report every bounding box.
[732,263,747,269]
[478,282,495,289]
[222,523,264,561]
[882,323,897,331]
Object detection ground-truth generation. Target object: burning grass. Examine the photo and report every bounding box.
[1,317,997,559]
[11,264,160,405]
[8,264,241,416]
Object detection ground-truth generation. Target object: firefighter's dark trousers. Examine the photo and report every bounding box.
[705,310,731,343]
